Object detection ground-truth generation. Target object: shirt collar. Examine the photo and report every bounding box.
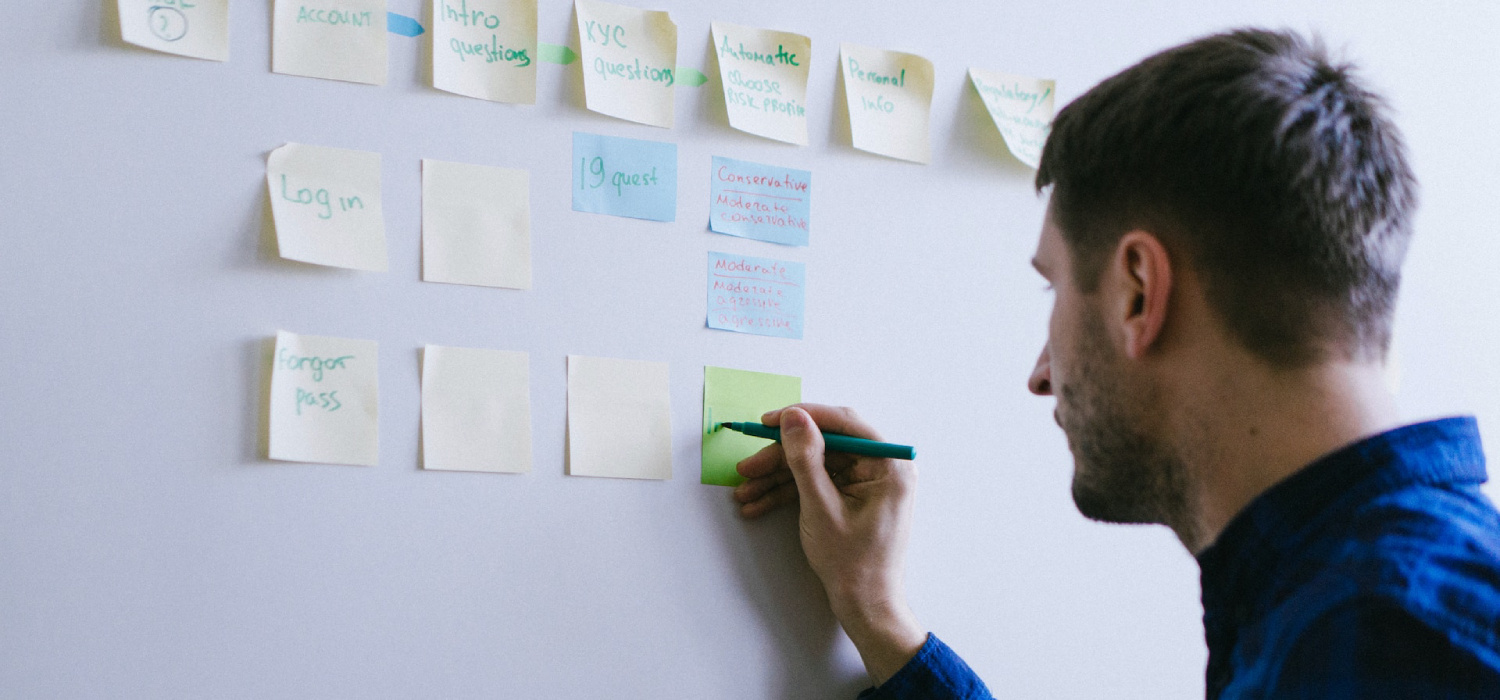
[1197,416,1487,617]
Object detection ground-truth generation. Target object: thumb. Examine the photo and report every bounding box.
[779,407,841,519]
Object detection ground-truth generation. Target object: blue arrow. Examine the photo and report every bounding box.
[387,12,424,37]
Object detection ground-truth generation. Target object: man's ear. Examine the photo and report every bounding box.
[1111,231,1172,360]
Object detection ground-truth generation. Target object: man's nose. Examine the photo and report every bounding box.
[1028,346,1053,396]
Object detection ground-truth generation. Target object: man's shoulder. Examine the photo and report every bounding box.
[1278,483,1500,661]
[1325,483,1500,595]
[1220,485,1500,697]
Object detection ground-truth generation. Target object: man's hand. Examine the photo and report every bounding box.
[733,404,927,685]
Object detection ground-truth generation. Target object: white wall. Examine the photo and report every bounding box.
[2,1,1498,697]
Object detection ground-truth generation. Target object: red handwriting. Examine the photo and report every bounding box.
[713,256,793,281]
[723,189,802,202]
[716,166,810,193]
[713,312,794,329]
[717,210,808,230]
[714,191,809,230]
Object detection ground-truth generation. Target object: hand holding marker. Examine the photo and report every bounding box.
[714,421,917,461]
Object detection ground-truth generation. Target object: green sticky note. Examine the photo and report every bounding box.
[702,366,801,486]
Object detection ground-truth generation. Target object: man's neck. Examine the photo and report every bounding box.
[1167,358,1402,554]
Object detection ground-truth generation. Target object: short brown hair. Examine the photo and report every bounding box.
[1036,29,1417,366]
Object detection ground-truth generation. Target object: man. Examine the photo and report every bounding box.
[732,28,1500,698]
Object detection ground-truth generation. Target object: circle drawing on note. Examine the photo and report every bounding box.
[148,6,188,42]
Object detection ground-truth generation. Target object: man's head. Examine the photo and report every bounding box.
[1027,29,1417,527]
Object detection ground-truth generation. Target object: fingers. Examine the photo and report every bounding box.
[736,442,786,480]
[837,458,889,485]
[737,479,799,519]
[762,403,885,441]
[777,407,842,518]
[734,468,793,503]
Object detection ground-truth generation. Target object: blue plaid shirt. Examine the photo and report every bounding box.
[860,417,1500,699]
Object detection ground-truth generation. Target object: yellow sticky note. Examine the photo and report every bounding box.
[421,345,532,474]
[433,0,538,104]
[710,21,811,145]
[269,330,379,466]
[969,68,1056,169]
[575,0,678,128]
[118,0,230,61]
[273,0,388,85]
[421,159,531,289]
[840,43,935,164]
[267,143,389,272]
[567,355,672,480]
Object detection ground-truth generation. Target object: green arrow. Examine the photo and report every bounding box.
[538,43,577,64]
[676,67,708,87]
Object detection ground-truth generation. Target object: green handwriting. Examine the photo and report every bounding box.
[717,37,799,67]
[294,388,342,415]
[847,58,905,88]
[296,6,375,27]
[277,348,354,382]
[579,157,660,196]
[280,175,364,220]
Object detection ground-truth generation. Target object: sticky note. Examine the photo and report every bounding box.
[706,252,805,340]
[422,159,532,289]
[709,156,810,246]
[840,43,935,164]
[701,366,801,486]
[269,330,379,466]
[574,0,678,128]
[433,0,538,104]
[709,21,811,145]
[571,132,677,222]
[267,143,388,271]
[566,355,672,480]
[421,345,532,473]
[968,68,1056,169]
[273,0,388,85]
[118,0,230,61]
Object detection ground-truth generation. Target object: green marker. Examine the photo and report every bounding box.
[715,422,917,461]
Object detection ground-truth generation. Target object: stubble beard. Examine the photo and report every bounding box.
[1059,312,1191,529]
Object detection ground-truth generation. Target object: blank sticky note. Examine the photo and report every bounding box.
[433,0,538,104]
[267,143,388,272]
[567,355,672,480]
[968,68,1056,169]
[572,132,678,222]
[707,252,805,339]
[119,0,230,61]
[273,0,388,85]
[701,366,801,486]
[575,0,678,128]
[269,330,379,466]
[840,43,935,164]
[422,159,532,289]
[710,21,811,145]
[422,345,532,474]
[709,156,811,246]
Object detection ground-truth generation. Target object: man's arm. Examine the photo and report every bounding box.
[734,404,988,695]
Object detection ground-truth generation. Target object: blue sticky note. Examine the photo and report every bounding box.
[708,157,811,246]
[706,252,805,340]
[572,132,678,222]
